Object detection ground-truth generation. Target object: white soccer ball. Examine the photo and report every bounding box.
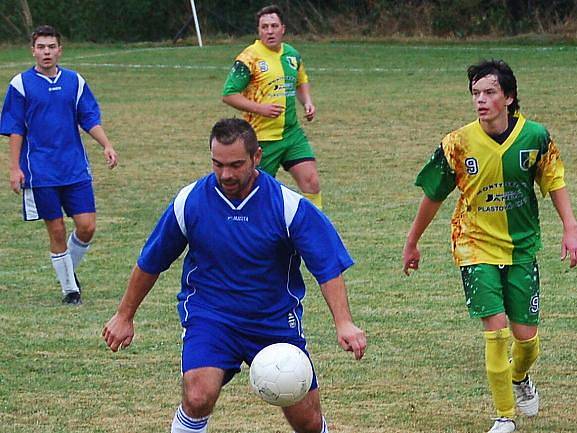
[249,343,313,407]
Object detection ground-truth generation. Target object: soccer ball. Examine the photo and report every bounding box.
[249,343,313,407]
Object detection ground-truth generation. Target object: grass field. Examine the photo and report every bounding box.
[1,38,576,433]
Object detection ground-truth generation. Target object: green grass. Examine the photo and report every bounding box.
[1,40,576,433]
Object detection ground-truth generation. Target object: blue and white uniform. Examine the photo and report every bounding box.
[0,66,101,188]
[138,171,354,338]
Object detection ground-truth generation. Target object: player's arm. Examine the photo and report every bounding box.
[222,59,283,118]
[102,266,159,352]
[88,125,118,169]
[8,133,24,193]
[403,196,443,275]
[320,275,366,360]
[549,187,577,268]
[296,83,315,122]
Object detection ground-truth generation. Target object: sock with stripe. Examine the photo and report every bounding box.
[51,250,80,295]
[484,328,515,418]
[171,405,209,433]
[511,332,540,382]
[67,231,91,270]
[293,415,329,433]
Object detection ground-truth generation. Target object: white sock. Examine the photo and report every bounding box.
[171,405,209,433]
[321,416,329,433]
[51,251,79,295]
[67,231,90,270]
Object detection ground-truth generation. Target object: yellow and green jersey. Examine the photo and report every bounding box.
[416,114,565,266]
[222,40,309,141]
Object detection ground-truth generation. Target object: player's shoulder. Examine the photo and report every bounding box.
[519,115,548,137]
[282,42,301,57]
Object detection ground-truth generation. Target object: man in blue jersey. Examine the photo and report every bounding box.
[1,25,118,305]
[102,118,366,433]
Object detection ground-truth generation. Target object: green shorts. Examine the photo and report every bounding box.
[258,126,315,177]
[460,261,540,325]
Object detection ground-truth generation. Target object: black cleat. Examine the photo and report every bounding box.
[62,291,82,305]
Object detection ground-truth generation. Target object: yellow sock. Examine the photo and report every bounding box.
[484,328,515,418]
[511,333,540,382]
[302,192,322,209]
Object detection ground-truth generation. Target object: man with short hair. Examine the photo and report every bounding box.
[403,59,577,433]
[222,4,323,209]
[103,118,366,433]
[1,25,118,305]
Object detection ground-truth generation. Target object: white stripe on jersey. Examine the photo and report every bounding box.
[213,185,260,210]
[23,188,39,220]
[9,74,25,97]
[173,182,197,237]
[280,185,302,229]
[75,73,86,106]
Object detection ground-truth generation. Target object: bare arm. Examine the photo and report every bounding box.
[222,93,284,118]
[320,275,366,360]
[88,125,118,168]
[550,187,577,268]
[8,134,24,193]
[102,265,159,352]
[296,83,315,121]
[403,195,444,275]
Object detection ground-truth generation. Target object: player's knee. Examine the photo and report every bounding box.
[75,221,96,243]
[181,388,217,418]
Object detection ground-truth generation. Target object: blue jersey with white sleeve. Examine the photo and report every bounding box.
[137,171,354,337]
[0,66,101,187]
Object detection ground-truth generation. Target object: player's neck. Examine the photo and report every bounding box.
[35,65,59,78]
[479,114,509,136]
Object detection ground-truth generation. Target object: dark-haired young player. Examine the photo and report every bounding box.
[403,59,577,433]
[1,25,118,304]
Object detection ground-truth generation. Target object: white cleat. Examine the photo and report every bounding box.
[513,375,539,416]
[487,417,516,433]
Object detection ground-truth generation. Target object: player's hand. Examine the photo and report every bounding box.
[259,103,284,118]
[403,242,421,276]
[9,167,24,194]
[102,313,134,352]
[336,322,366,360]
[104,146,118,169]
[561,224,577,268]
[303,103,315,121]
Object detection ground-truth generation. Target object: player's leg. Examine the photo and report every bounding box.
[282,128,322,208]
[173,318,244,433]
[172,367,224,433]
[63,181,96,271]
[45,217,81,302]
[461,264,515,431]
[68,212,95,269]
[282,388,327,433]
[24,185,80,302]
[506,261,540,416]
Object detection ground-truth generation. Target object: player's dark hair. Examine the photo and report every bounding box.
[210,118,260,157]
[31,25,61,46]
[467,59,520,116]
[256,4,284,26]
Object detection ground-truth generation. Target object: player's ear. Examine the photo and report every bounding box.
[254,146,263,166]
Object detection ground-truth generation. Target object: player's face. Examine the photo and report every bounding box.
[471,74,513,125]
[32,36,62,75]
[258,13,285,51]
[211,138,262,200]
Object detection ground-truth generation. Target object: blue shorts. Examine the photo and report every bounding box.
[22,180,96,221]
[181,317,319,389]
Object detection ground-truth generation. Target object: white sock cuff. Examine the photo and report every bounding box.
[174,405,209,432]
[51,250,70,260]
[69,231,90,248]
[321,416,328,433]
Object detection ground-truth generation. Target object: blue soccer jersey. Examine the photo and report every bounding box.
[0,66,101,187]
[137,171,354,337]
